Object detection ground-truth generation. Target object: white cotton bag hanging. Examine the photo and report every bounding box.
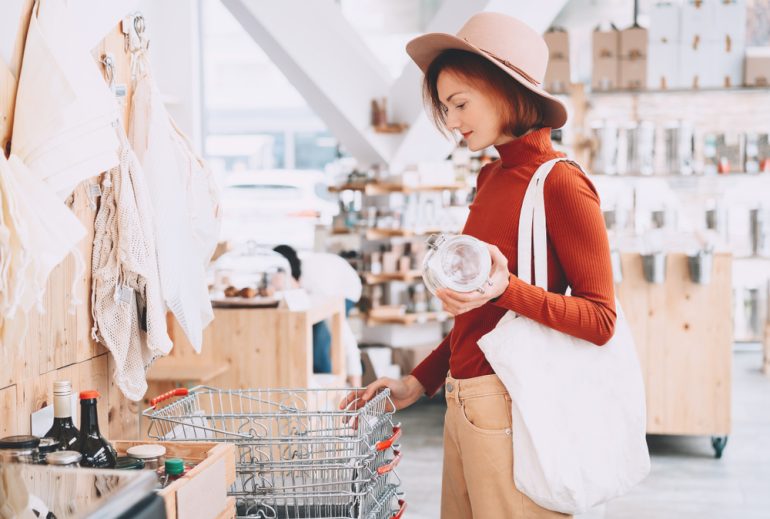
[11,0,119,200]
[477,158,650,515]
[129,51,220,351]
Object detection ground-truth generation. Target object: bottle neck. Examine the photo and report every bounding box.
[80,399,101,435]
[54,393,72,419]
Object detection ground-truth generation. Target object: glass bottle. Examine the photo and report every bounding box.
[74,390,116,468]
[44,380,79,451]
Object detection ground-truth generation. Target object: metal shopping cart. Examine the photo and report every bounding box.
[143,386,406,519]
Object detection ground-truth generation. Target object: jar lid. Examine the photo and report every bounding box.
[0,435,41,450]
[127,444,167,459]
[46,451,82,465]
[115,456,145,470]
[38,438,60,453]
[165,458,185,475]
[79,390,100,400]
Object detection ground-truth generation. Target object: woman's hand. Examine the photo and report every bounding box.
[339,375,425,412]
[436,243,511,316]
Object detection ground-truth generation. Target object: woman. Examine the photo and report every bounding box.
[342,12,616,519]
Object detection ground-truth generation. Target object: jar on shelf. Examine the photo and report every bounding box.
[422,234,491,296]
[0,435,41,464]
[126,444,167,470]
[46,450,83,468]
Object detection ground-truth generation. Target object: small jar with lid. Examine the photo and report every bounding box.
[126,444,167,470]
[160,458,188,488]
[422,234,491,296]
[0,435,41,464]
[46,450,83,468]
[35,437,61,464]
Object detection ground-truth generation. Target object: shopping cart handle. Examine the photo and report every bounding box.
[376,450,402,475]
[391,499,407,519]
[150,388,189,408]
[375,424,402,451]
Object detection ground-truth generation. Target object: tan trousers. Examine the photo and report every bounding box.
[441,374,571,519]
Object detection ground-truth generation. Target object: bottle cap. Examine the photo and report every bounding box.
[53,380,72,396]
[127,444,167,459]
[165,458,185,475]
[79,390,100,400]
[46,450,82,465]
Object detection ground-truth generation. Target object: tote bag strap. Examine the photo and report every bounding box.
[518,158,588,290]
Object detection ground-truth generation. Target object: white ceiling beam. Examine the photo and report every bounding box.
[221,0,393,166]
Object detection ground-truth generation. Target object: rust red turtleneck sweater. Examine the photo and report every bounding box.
[411,127,617,396]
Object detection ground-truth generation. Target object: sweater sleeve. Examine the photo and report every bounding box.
[492,163,617,345]
[410,330,452,397]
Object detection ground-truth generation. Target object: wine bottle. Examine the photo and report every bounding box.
[43,381,79,451]
[74,390,116,468]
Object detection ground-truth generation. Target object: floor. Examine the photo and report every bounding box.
[395,351,770,519]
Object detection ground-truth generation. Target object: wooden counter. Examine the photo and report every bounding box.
[147,296,347,398]
[617,252,732,444]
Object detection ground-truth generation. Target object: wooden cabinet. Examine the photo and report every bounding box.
[617,252,732,439]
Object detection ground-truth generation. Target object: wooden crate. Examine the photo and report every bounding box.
[114,440,236,519]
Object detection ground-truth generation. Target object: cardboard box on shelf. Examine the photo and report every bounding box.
[620,57,647,90]
[649,1,681,45]
[391,343,437,376]
[714,34,745,88]
[592,56,619,90]
[593,26,620,60]
[544,28,569,60]
[544,58,571,93]
[620,25,648,60]
[647,41,680,89]
[713,0,747,45]
[680,0,715,49]
[679,40,721,89]
[744,47,770,86]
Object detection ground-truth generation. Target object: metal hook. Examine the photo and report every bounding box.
[101,53,115,89]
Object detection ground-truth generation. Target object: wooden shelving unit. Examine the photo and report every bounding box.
[329,182,466,195]
[363,270,423,284]
[366,311,450,326]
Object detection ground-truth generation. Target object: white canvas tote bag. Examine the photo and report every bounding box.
[477,158,650,514]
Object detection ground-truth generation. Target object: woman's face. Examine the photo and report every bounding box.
[436,70,513,151]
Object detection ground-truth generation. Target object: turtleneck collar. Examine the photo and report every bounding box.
[493,127,554,168]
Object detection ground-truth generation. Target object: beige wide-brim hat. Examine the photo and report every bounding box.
[406,12,568,129]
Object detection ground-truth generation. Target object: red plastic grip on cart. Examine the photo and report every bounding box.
[375,425,402,452]
[150,388,189,408]
[376,450,402,475]
[391,500,407,519]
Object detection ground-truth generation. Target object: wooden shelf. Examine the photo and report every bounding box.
[363,270,423,284]
[366,228,444,239]
[147,363,230,384]
[589,85,770,96]
[366,311,450,326]
[329,182,466,195]
[591,172,769,179]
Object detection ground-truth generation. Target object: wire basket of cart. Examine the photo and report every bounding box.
[143,386,406,519]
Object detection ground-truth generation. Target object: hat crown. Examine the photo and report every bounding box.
[456,12,548,84]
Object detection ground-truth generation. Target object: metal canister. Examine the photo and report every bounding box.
[688,249,714,285]
[663,121,694,175]
[46,450,83,467]
[590,121,619,175]
[0,435,41,464]
[621,121,655,176]
[641,252,667,284]
[750,208,769,256]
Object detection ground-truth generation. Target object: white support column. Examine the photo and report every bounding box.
[221,0,394,167]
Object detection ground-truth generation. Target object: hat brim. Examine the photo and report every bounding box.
[406,33,568,129]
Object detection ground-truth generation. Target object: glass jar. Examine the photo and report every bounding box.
[0,435,41,464]
[126,444,167,470]
[422,234,491,296]
[46,450,83,467]
[35,437,61,464]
